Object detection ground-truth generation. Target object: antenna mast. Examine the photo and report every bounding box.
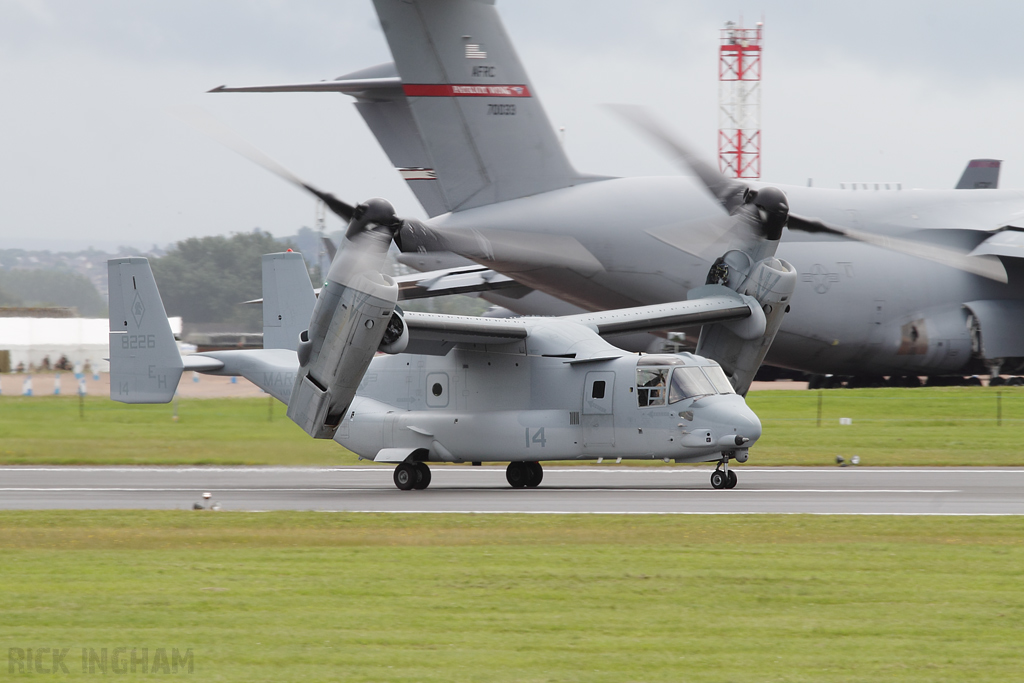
[718,20,763,179]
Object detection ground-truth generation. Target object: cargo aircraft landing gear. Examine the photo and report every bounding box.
[506,461,543,488]
[711,460,738,490]
[394,462,431,491]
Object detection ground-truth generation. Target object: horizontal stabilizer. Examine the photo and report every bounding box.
[209,77,401,94]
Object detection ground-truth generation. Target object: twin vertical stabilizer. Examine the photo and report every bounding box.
[108,258,183,403]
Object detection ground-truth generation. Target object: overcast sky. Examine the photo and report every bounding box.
[2,0,1022,251]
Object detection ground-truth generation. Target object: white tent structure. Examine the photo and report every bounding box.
[0,317,181,373]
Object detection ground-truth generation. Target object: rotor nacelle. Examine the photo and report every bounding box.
[286,199,402,439]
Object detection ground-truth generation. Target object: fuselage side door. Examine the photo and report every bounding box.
[582,371,615,447]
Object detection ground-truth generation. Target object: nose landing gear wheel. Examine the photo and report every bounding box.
[394,463,416,491]
[506,462,530,488]
[525,461,543,488]
[413,462,432,490]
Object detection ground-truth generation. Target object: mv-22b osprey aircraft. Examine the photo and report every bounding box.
[110,195,795,491]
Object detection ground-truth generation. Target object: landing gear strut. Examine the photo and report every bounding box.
[394,462,432,491]
[507,461,543,488]
[711,460,738,490]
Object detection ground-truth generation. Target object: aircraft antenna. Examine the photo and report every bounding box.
[718,19,763,179]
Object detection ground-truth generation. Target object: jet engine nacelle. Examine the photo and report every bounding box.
[694,250,798,395]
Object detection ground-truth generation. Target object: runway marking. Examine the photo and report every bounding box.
[311,510,1024,516]
[0,466,1021,474]
[0,487,960,494]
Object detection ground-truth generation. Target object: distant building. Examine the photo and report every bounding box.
[0,307,181,373]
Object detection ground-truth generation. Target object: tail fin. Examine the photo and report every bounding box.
[108,258,182,403]
[956,159,1001,189]
[371,0,589,212]
[261,252,316,351]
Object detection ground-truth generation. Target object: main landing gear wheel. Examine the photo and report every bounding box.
[394,463,417,491]
[414,462,432,490]
[526,461,543,488]
[506,462,531,488]
[726,470,737,489]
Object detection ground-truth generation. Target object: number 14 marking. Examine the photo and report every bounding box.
[525,427,546,448]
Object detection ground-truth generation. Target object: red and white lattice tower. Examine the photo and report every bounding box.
[718,20,763,179]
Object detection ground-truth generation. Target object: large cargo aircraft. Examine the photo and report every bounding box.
[211,0,1024,381]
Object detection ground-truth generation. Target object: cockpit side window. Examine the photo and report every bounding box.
[636,368,668,407]
[668,367,717,403]
[701,365,736,394]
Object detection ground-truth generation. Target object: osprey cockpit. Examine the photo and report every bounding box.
[635,354,735,408]
[633,354,761,487]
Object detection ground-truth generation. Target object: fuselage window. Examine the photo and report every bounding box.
[636,369,668,407]
[668,367,717,403]
[701,365,735,394]
[592,380,606,399]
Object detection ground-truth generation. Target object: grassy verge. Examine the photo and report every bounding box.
[1,387,1022,466]
[0,396,347,465]
[748,386,1024,465]
[1,512,1022,682]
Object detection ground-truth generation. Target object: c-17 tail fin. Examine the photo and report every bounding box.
[956,159,1001,189]
[371,0,592,212]
[108,258,183,403]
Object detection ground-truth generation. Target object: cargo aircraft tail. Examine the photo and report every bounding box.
[210,0,604,217]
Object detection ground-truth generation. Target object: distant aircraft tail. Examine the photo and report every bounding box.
[108,258,183,403]
[956,159,1001,189]
[211,0,598,216]
[370,0,594,213]
[261,251,316,351]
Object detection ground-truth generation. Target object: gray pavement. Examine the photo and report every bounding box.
[1,466,1022,514]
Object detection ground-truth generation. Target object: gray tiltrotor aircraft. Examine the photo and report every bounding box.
[212,0,1024,383]
[109,195,795,490]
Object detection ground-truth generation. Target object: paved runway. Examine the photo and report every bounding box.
[1,466,1021,514]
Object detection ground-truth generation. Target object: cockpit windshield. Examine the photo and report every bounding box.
[701,365,736,395]
[668,367,716,403]
[636,361,735,407]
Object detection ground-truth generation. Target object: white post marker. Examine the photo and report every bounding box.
[78,376,88,396]
[22,375,32,396]
[53,373,61,395]
[192,371,199,383]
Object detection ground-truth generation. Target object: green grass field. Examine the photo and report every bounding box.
[2,512,1022,682]
[0,387,1022,466]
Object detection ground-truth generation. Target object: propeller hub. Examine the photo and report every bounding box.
[753,186,789,241]
[347,197,401,239]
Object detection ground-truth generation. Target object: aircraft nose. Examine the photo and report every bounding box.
[695,395,762,445]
